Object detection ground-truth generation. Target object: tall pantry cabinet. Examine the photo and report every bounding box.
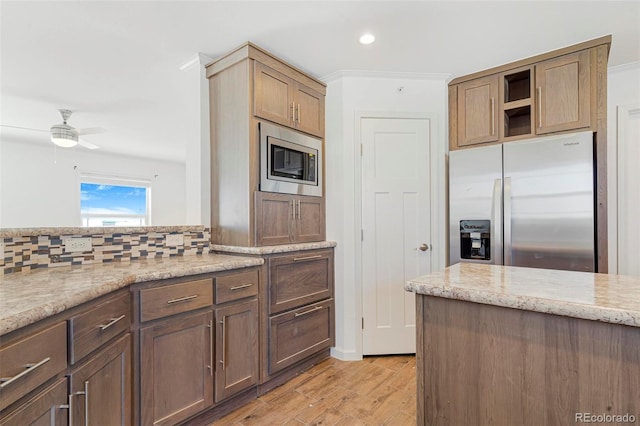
[206,42,327,247]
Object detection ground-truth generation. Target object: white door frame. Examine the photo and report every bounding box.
[353,111,446,358]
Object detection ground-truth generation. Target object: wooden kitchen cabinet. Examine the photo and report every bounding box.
[139,310,213,426]
[207,42,326,247]
[0,322,67,412]
[214,300,259,402]
[456,74,500,147]
[535,50,590,134]
[254,62,324,138]
[68,333,131,426]
[0,378,68,426]
[268,300,334,375]
[260,248,335,383]
[255,192,325,246]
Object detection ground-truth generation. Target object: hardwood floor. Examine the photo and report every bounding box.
[211,355,416,425]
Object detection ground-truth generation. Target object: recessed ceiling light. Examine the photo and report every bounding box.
[359,33,375,45]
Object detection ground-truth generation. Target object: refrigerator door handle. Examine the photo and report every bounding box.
[504,177,512,266]
[491,178,503,265]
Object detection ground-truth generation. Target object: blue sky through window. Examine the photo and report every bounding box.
[80,183,147,215]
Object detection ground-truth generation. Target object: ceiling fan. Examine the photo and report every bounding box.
[1,109,103,149]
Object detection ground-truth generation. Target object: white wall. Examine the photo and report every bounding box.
[607,62,640,276]
[0,139,186,228]
[324,71,448,360]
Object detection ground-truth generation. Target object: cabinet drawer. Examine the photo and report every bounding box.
[0,377,68,426]
[139,279,213,322]
[68,292,130,365]
[0,322,67,411]
[268,300,334,375]
[268,250,333,314]
[215,269,259,304]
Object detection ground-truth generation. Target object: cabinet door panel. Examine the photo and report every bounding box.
[254,62,293,128]
[268,300,334,374]
[457,75,499,146]
[535,50,590,134]
[294,196,325,243]
[0,378,68,426]
[69,333,131,426]
[215,300,258,402]
[140,311,213,426]
[294,84,324,137]
[255,192,293,246]
[268,250,334,314]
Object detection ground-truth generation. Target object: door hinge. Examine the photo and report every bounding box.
[360,144,363,156]
[362,317,364,329]
[361,229,363,241]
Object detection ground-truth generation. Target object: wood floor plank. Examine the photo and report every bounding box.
[211,356,416,425]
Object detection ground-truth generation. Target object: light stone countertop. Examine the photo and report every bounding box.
[0,254,263,336]
[0,225,206,238]
[405,263,640,328]
[210,240,337,255]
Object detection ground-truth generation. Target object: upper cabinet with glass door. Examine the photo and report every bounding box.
[449,36,610,151]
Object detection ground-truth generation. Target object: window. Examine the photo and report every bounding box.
[80,173,151,227]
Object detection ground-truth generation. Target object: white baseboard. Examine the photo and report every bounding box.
[330,347,363,361]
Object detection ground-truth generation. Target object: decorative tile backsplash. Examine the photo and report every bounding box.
[1,226,210,274]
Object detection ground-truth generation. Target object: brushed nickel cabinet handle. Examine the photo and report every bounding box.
[74,381,89,426]
[0,357,50,388]
[290,199,295,220]
[98,314,126,331]
[58,401,70,426]
[490,97,495,136]
[296,200,301,220]
[67,394,73,426]
[293,255,322,262]
[291,101,295,124]
[84,380,89,426]
[537,87,542,128]
[230,283,254,291]
[166,294,198,304]
[294,306,323,317]
[219,317,226,370]
[296,104,300,123]
[207,319,213,377]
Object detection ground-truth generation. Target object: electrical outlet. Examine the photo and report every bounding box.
[165,234,184,247]
[63,237,92,253]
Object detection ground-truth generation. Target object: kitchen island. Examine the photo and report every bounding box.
[405,263,640,425]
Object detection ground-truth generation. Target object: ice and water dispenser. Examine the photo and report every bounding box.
[459,220,491,261]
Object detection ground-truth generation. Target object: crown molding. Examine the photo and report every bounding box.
[321,69,451,83]
[179,53,214,71]
[609,61,640,74]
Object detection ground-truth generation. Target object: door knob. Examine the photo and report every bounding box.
[419,243,429,252]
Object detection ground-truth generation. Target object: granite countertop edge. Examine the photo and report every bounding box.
[210,240,337,255]
[405,264,640,328]
[0,254,264,336]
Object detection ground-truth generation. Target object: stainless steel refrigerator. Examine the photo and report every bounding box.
[449,131,596,272]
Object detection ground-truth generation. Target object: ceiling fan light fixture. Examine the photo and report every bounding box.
[50,123,78,148]
[359,33,376,45]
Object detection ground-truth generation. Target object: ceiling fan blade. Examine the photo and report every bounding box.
[78,139,100,150]
[0,124,48,133]
[76,127,106,136]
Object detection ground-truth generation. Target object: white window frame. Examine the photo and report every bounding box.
[79,172,152,227]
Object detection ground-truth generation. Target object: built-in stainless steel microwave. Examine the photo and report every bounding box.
[259,121,322,197]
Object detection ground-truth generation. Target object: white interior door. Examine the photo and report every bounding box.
[361,117,431,355]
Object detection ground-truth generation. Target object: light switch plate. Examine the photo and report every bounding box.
[63,237,92,253]
[165,234,184,247]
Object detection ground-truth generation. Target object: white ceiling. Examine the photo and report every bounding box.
[1,1,639,162]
